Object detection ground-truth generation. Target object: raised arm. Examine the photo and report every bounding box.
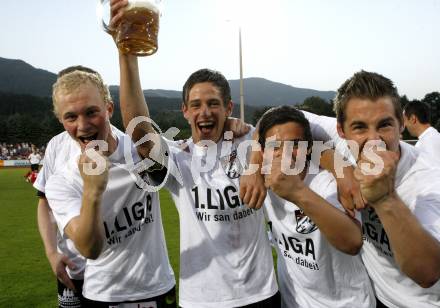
[356,149,440,287]
[109,0,159,160]
[118,53,158,159]
[63,152,109,259]
[266,154,363,255]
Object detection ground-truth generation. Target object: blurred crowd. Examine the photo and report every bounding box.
[0,142,45,160]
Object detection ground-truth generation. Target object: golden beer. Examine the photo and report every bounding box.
[115,4,160,56]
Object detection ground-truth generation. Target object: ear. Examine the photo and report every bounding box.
[410,114,417,124]
[182,102,189,121]
[107,101,114,119]
[226,100,233,117]
[337,122,345,138]
[399,119,405,133]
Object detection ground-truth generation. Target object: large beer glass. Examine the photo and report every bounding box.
[99,0,161,56]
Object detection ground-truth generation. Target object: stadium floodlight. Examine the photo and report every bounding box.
[219,0,253,122]
[238,26,244,122]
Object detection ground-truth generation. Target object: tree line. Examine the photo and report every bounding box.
[0,90,439,147]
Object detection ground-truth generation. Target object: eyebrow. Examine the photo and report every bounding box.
[265,138,304,146]
[188,98,222,105]
[349,121,366,127]
[62,106,100,118]
[378,117,395,125]
[62,112,76,119]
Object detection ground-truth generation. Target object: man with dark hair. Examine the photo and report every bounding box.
[181,68,235,144]
[404,101,430,125]
[334,70,440,307]
[260,105,374,308]
[116,52,365,306]
[111,4,366,308]
[182,68,231,105]
[403,101,440,164]
[118,50,280,306]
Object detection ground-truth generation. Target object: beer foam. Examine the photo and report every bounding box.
[126,0,160,13]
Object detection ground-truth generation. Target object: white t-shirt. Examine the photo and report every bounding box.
[34,131,84,279]
[416,126,440,166]
[34,126,124,280]
[165,131,278,308]
[45,133,175,302]
[161,112,347,307]
[361,141,440,308]
[265,166,375,308]
[28,152,42,164]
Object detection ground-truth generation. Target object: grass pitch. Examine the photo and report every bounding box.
[0,168,180,307]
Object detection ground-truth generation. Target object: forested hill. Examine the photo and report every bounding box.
[1,57,439,146]
[0,56,336,106]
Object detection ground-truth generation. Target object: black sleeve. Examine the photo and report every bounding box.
[36,190,46,199]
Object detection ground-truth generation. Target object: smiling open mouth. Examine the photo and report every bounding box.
[198,121,215,133]
[78,133,99,144]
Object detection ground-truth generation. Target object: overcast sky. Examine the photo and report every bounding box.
[1,0,439,100]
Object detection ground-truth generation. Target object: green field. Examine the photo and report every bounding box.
[0,168,278,307]
[0,168,181,307]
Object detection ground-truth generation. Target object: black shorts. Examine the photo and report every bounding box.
[31,164,39,171]
[376,297,391,308]
[179,292,281,308]
[57,279,84,308]
[82,286,177,308]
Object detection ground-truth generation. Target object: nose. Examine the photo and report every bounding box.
[362,129,386,151]
[273,147,282,158]
[200,103,211,117]
[77,115,91,131]
[366,129,381,142]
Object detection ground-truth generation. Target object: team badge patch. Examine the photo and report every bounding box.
[295,209,318,234]
[135,170,152,190]
[220,150,243,179]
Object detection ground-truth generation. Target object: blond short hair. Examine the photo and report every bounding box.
[52,70,112,117]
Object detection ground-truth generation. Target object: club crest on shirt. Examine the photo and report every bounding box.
[135,170,151,190]
[220,150,243,179]
[295,209,318,234]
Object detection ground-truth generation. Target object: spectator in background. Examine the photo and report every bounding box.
[24,146,42,182]
[0,143,45,160]
[403,101,440,165]
[28,146,42,171]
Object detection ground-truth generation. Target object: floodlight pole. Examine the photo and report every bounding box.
[239,26,245,122]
